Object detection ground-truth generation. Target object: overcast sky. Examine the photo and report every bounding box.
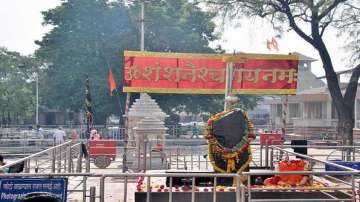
[0,0,351,77]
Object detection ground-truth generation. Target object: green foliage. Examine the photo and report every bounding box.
[0,47,39,124]
[36,0,260,124]
[36,0,136,123]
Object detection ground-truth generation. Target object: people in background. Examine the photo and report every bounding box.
[0,155,5,166]
[0,154,6,173]
[36,124,44,139]
[191,123,199,139]
[53,127,66,145]
[90,129,101,140]
[71,129,79,141]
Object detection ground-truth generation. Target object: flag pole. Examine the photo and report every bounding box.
[123,93,130,172]
[122,0,145,172]
[85,76,94,139]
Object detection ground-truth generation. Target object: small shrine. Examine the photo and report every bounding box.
[133,116,168,151]
[126,93,168,145]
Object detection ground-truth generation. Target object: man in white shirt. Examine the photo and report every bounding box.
[53,127,66,145]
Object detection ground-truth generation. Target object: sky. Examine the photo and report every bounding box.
[0,0,352,78]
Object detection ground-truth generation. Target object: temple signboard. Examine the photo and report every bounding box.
[123,51,299,94]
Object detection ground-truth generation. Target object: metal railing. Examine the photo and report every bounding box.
[2,168,358,202]
[77,138,360,173]
[0,139,359,201]
[0,140,91,201]
[0,141,86,173]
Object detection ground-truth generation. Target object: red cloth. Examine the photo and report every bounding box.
[278,160,306,185]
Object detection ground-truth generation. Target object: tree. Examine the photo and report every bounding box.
[36,0,138,123]
[204,0,360,147]
[0,47,39,125]
[334,2,360,62]
[130,0,261,124]
[36,0,261,124]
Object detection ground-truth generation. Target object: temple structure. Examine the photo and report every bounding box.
[126,93,168,145]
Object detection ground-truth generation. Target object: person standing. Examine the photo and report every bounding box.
[0,154,6,173]
[53,127,66,145]
[191,123,199,139]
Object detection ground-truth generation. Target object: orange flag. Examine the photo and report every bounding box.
[108,69,117,96]
[266,37,279,51]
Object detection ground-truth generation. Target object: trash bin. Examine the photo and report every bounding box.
[291,140,308,158]
[20,192,61,202]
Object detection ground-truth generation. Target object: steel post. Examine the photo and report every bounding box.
[191,176,195,202]
[265,144,269,167]
[100,176,105,202]
[143,140,147,171]
[149,144,152,169]
[86,156,90,172]
[67,145,72,173]
[248,175,252,202]
[198,155,201,170]
[241,184,245,202]
[123,176,128,202]
[83,176,87,202]
[260,145,263,167]
[169,177,173,202]
[213,177,217,202]
[52,148,56,173]
[270,147,274,169]
[146,176,151,202]
[235,176,241,202]
[89,186,96,202]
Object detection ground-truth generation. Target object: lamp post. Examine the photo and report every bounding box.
[18,64,39,125]
[35,71,39,125]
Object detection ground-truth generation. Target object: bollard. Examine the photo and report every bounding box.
[89,186,96,202]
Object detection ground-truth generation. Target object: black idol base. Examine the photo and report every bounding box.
[165,167,273,187]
